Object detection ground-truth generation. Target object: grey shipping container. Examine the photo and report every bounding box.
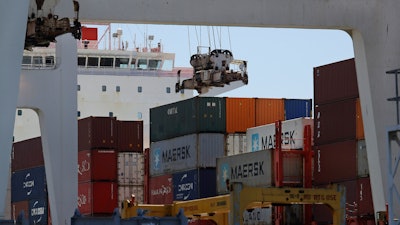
[149,133,225,176]
[216,150,273,194]
[357,139,369,177]
[150,97,226,142]
[11,166,47,202]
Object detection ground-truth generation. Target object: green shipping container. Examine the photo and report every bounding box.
[150,97,226,142]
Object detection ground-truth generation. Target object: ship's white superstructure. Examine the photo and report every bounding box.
[14,45,195,148]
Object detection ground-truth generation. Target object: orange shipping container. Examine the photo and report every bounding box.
[226,98,256,133]
[356,98,365,140]
[255,98,285,126]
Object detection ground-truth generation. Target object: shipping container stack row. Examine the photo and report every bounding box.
[11,137,50,225]
[77,116,144,216]
[312,58,374,224]
[147,97,312,204]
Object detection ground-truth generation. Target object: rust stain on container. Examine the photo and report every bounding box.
[226,97,256,133]
[255,98,285,126]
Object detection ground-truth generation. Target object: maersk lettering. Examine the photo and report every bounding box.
[162,145,190,162]
[261,131,295,149]
[231,161,264,179]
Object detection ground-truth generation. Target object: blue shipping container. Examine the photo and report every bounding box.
[173,168,216,201]
[11,166,47,202]
[284,99,312,120]
[29,198,48,225]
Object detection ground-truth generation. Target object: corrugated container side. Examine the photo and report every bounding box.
[78,149,117,182]
[117,120,143,152]
[197,97,226,133]
[12,137,44,172]
[226,133,247,156]
[314,98,357,145]
[150,97,226,142]
[78,116,117,151]
[117,152,144,185]
[246,117,313,152]
[29,198,48,225]
[148,174,173,204]
[149,133,225,176]
[284,99,313,120]
[198,133,225,167]
[314,58,359,105]
[357,177,374,216]
[313,140,357,185]
[225,98,255,133]
[357,140,369,177]
[118,185,144,206]
[217,150,273,195]
[11,166,47,202]
[11,201,29,221]
[143,148,150,203]
[281,152,303,186]
[172,168,217,201]
[77,181,118,216]
[356,98,365,140]
[255,98,285,127]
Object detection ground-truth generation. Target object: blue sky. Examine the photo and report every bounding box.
[91,24,355,100]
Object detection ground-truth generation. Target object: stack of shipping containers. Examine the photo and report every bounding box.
[147,95,312,225]
[11,137,50,225]
[77,116,144,216]
[313,58,374,224]
[147,97,225,204]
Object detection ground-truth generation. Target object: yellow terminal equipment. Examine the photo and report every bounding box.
[121,183,345,225]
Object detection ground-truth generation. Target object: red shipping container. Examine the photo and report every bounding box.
[357,177,374,216]
[78,116,117,151]
[11,200,29,221]
[314,58,359,105]
[148,174,173,204]
[78,149,117,182]
[12,137,44,172]
[117,120,143,152]
[313,140,357,185]
[225,97,256,133]
[81,27,98,41]
[143,148,150,203]
[77,181,118,216]
[314,98,357,145]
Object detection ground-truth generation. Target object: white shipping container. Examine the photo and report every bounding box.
[246,117,313,152]
[118,185,144,207]
[226,133,247,156]
[118,152,144,185]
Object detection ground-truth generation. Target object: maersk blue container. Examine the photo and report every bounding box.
[29,198,48,225]
[172,168,216,201]
[150,97,226,142]
[284,99,312,120]
[11,166,47,202]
